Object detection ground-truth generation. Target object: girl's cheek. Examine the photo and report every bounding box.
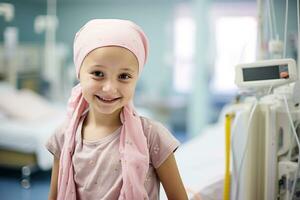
[85,79,100,89]
[81,85,96,97]
[125,87,136,99]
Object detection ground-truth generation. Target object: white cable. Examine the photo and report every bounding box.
[282,95,300,200]
[270,0,278,38]
[267,0,274,40]
[231,112,241,200]
[231,111,245,200]
[287,121,300,162]
[233,100,258,200]
[297,0,300,76]
[283,0,289,58]
[298,0,300,44]
[267,85,273,95]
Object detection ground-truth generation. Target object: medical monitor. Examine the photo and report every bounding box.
[235,59,297,89]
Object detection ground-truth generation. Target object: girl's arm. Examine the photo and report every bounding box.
[48,156,59,200]
[156,153,189,200]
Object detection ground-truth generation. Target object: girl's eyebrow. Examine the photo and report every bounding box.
[120,68,135,72]
[90,64,136,73]
[91,64,105,68]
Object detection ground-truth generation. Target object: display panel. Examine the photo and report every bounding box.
[242,65,288,81]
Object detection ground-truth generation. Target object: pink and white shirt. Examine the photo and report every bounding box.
[46,116,180,200]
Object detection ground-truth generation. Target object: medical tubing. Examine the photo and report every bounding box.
[267,0,274,40]
[297,0,300,75]
[282,95,300,200]
[224,113,234,200]
[231,112,241,197]
[287,121,300,161]
[267,86,273,95]
[234,100,258,200]
[270,0,278,38]
[283,0,289,58]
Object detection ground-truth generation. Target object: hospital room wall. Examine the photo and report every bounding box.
[0,1,45,42]
[187,0,210,137]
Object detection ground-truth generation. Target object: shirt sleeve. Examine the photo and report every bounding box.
[45,121,67,159]
[141,117,180,169]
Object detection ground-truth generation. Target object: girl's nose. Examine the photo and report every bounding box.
[101,80,117,93]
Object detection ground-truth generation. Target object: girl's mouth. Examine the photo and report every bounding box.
[95,95,121,104]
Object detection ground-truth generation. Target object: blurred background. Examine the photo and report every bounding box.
[0,0,298,199]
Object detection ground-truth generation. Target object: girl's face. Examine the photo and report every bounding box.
[79,46,139,116]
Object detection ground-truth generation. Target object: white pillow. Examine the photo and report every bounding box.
[0,89,61,121]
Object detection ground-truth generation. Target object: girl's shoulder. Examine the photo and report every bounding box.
[49,119,70,145]
[139,116,180,168]
[139,116,174,141]
[46,119,69,158]
[140,116,169,133]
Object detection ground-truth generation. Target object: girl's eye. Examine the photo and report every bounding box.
[119,73,131,80]
[92,71,104,77]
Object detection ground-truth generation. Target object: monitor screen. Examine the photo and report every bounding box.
[242,65,289,81]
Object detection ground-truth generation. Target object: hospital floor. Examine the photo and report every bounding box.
[0,168,51,200]
[0,132,188,200]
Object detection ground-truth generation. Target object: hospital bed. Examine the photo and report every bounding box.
[159,111,226,200]
[176,123,225,200]
[0,81,65,188]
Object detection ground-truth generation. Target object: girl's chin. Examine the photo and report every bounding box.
[93,104,123,115]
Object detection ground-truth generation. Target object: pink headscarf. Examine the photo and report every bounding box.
[57,19,150,200]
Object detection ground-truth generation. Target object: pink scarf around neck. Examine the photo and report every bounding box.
[57,19,149,200]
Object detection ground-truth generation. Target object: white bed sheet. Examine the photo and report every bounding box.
[160,123,225,200]
[178,124,224,190]
[0,81,67,170]
[0,113,65,170]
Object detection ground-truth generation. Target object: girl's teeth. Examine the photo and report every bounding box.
[97,96,118,102]
[102,97,113,101]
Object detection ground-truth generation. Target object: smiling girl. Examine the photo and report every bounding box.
[46,19,188,200]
